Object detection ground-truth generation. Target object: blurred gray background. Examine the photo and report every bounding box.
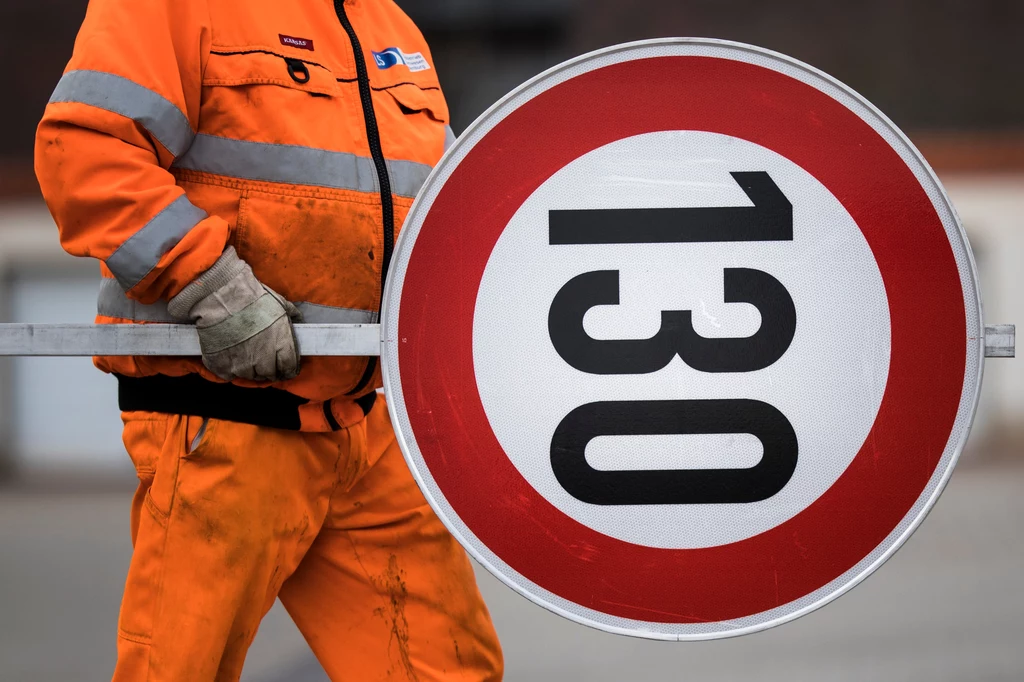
[0,1,1022,680]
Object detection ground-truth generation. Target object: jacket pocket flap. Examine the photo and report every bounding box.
[204,50,337,97]
[381,83,449,124]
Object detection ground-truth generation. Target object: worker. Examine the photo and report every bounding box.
[34,1,504,680]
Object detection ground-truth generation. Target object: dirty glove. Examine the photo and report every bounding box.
[168,246,302,382]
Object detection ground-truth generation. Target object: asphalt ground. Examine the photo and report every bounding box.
[1,462,1022,682]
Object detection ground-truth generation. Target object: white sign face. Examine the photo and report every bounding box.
[474,130,891,549]
[382,39,983,639]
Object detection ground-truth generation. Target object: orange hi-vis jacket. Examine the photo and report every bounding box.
[35,0,452,430]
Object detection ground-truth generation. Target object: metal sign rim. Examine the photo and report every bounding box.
[380,37,985,640]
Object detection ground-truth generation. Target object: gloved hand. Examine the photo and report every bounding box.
[168,246,302,382]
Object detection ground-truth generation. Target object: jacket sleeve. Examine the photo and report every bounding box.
[34,0,227,303]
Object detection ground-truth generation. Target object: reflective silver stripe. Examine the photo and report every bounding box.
[386,159,432,199]
[49,70,194,157]
[174,134,377,192]
[298,302,377,324]
[106,195,208,291]
[172,134,432,198]
[98,278,376,324]
[444,125,456,151]
[97,278,175,321]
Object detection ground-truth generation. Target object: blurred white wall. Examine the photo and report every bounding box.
[940,174,1024,446]
[0,204,127,477]
[0,173,1020,476]
[9,275,125,473]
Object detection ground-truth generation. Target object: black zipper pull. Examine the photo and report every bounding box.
[285,58,311,84]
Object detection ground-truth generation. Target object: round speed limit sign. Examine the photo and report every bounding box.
[381,39,983,639]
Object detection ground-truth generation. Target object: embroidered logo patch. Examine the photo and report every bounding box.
[279,34,314,51]
[372,47,431,72]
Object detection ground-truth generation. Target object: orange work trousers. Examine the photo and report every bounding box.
[114,395,503,681]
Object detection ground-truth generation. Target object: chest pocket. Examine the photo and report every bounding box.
[381,82,449,122]
[203,49,338,96]
[191,50,347,154]
[371,82,450,176]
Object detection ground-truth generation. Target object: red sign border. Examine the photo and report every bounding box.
[388,44,973,630]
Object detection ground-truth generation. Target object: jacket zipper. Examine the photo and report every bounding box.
[334,0,391,395]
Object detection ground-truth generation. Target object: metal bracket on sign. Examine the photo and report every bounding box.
[985,324,1015,358]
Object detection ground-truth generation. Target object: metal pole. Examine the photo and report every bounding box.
[0,322,1015,358]
[0,323,382,357]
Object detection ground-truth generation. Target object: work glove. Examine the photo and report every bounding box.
[168,246,302,382]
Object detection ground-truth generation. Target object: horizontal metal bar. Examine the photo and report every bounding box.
[985,324,1015,358]
[1,322,1013,360]
[0,323,381,357]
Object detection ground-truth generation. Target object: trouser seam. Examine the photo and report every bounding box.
[144,491,169,526]
[326,425,358,503]
[117,627,153,645]
[132,434,182,680]
[143,484,175,681]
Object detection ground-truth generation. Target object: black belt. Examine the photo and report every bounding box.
[116,373,376,431]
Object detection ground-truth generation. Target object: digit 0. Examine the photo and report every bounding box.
[550,399,798,505]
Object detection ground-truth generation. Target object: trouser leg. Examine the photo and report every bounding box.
[113,412,351,682]
[279,398,505,681]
